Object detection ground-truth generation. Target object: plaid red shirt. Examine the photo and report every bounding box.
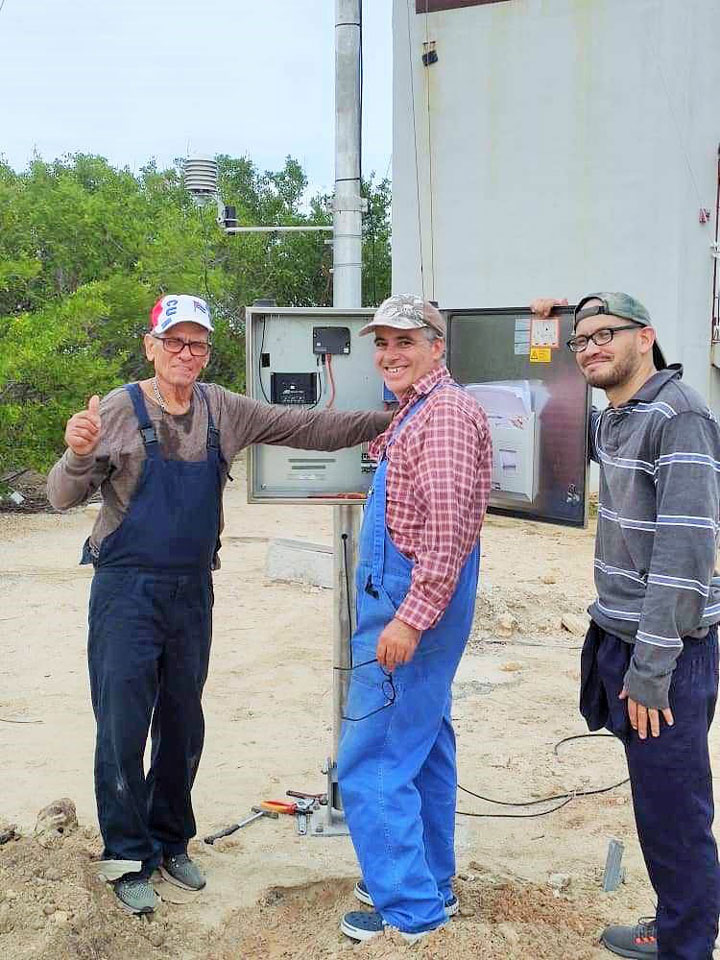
[369,365,492,631]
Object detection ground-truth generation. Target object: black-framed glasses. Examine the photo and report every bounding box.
[566,324,640,354]
[336,658,397,722]
[152,334,211,357]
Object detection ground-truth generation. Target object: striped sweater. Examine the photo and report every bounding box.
[590,365,720,708]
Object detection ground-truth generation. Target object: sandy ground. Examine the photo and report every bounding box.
[1,460,718,959]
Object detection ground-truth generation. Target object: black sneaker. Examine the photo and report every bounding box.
[353,879,459,916]
[600,917,658,958]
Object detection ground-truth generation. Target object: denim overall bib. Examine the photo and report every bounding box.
[338,388,480,934]
[85,383,224,870]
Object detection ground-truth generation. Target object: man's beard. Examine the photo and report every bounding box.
[582,352,639,389]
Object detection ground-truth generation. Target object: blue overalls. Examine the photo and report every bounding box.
[338,389,480,934]
[83,383,224,873]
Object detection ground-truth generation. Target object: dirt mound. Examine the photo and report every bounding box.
[471,580,589,641]
[1,827,618,960]
[206,872,613,959]
[0,829,189,960]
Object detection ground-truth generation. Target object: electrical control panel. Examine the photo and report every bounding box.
[246,304,590,526]
[246,306,379,504]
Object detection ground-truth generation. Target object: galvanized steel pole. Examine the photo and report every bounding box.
[329,0,363,817]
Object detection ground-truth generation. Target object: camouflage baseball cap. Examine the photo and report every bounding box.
[358,294,446,338]
[574,292,666,370]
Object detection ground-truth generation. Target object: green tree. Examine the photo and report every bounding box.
[0,152,392,480]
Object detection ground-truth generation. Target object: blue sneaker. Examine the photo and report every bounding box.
[340,910,442,943]
[353,879,459,917]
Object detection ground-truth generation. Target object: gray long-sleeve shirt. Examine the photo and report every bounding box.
[47,381,391,553]
[589,366,720,709]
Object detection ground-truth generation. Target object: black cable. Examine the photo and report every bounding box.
[458,796,576,820]
[341,532,353,665]
[258,318,271,403]
[553,732,616,756]
[456,734,630,820]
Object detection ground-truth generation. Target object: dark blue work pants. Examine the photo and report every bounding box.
[88,569,213,872]
[584,625,720,959]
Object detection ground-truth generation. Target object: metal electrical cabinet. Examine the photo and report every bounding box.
[246,304,591,526]
[246,305,379,504]
[446,306,591,528]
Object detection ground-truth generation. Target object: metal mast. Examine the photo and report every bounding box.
[326,0,364,826]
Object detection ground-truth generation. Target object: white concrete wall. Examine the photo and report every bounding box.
[392,0,720,406]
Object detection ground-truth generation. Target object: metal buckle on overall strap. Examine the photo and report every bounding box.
[140,426,158,445]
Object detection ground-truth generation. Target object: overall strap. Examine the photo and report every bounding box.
[125,383,160,457]
[369,459,389,589]
[368,385,442,588]
[197,384,220,452]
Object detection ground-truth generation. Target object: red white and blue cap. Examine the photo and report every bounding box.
[149,295,214,335]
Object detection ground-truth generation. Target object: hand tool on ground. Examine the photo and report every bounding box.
[286,790,328,806]
[261,798,317,836]
[203,806,279,845]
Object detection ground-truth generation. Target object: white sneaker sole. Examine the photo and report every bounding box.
[158,865,205,892]
[340,917,430,943]
[353,882,459,917]
[117,897,156,915]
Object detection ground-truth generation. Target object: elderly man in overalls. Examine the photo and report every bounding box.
[337,294,493,942]
[48,294,391,914]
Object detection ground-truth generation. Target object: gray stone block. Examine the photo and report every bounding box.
[266,538,333,590]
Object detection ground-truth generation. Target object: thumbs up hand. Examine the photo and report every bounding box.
[65,395,102,457]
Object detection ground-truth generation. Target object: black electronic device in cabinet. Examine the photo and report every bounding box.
[270,372,318,405]
[313,326,351,355]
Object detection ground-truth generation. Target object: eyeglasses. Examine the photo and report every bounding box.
[152,335,211,358]
[566,324,640,353]
[336,658,397,722]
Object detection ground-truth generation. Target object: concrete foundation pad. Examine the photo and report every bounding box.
[266,538,333,590]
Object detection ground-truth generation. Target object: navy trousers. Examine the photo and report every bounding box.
[582,624,720,960]
[88,569,213,871]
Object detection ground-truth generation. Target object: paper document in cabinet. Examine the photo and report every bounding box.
[466,381,538,502]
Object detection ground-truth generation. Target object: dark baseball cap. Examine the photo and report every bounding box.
[574,292,666,370]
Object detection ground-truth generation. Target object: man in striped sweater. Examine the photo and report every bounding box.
[532,293,720,960]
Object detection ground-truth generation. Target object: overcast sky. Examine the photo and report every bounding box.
[0,0,393,191]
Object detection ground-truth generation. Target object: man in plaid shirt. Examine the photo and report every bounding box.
[338,294,492,943]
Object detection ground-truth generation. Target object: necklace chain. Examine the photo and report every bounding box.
[152,377,168,412]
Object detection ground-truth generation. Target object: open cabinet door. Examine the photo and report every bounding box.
[446,306,590,528]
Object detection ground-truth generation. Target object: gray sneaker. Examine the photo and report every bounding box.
[160,854,206,891]
[113,875,158,914]
[600,918,658,958]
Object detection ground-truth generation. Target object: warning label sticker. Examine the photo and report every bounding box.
[530,346,552,363]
